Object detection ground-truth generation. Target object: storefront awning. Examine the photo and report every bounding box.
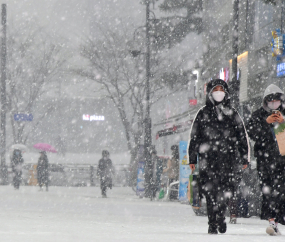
[155,120,192,139]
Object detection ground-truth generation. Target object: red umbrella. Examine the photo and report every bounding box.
[33,143,57,153]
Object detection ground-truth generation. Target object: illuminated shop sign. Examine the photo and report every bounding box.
[82,114,105,121]
[277,62,285,77]
[219,67,229,82]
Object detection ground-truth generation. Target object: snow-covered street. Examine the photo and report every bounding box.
[0,186,284,242]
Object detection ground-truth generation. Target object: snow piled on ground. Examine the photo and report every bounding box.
[0,186,284,242]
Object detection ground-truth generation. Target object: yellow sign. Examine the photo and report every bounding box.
[182,155,188,165]
[28,164,38,186]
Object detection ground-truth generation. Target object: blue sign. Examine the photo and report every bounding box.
[277,62,285,77]
[136,161,145,197]
[271,28,285,60]
[178,141,192,201]
[14,113,33,121]
[136,145,145,197]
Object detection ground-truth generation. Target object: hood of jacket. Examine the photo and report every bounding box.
[206,79,230,107]
[262,84,284,112]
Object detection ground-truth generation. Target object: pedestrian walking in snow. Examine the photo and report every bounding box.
[246,84,285,236]
[188,79,249,234]
[97,150,115,198]
[37,151,49,191]
[163,145,179,200]
[149,149,163,200]
[11,149,24,190]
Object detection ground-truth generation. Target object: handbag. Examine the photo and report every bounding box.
[274,122,285,155]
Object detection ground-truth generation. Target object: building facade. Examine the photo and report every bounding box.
[153,0,283,156]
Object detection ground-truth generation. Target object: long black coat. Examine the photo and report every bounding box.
[188,79,249,192]
[97,158,114,188]
[37,154,49,185]
[246,106,285,223]
[11,150,24,169]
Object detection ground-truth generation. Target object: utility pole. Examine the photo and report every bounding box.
[281,0,284,34]
[0,4,7,184]
[144,0,152,198]
[231,0,240,111]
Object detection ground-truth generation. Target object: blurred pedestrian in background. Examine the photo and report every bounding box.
[97,150,115,198]
[188,79,249,234]
[246,84,285,236]
[163,145,179,200]
[37,151,49,191]
[149,149,163,200]
[11,149,24,190]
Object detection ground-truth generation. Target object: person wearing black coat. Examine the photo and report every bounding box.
[246,84,285,236]
[37,151,49,191]
[11,149,24,189]
[149,149,163,200]
[188,79,249,234]
[97,150,115,198]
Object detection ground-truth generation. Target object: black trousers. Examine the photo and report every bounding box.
[38,170,48,188]
[169,178,178,200]
[13,170,22,189]
[100,177,112,196]
[260,182,285,224]
[201,181,232,226]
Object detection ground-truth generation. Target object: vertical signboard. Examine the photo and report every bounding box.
[178,141,192,201]
[136,145,145,197]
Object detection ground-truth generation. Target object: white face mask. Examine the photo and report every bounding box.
[268,100,281,110]
[212,91,225,102]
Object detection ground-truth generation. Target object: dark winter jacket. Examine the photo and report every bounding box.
[11,150,24,169]
[97,158,114,184]
[246,84,285,223]
[151,156,163,189]
[37,153,49,180]
[188,79,249,191]
[246,84,285,176]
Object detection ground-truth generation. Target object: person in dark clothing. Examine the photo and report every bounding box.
[188,79,249,234]
[97,150,114,198]
[149,149,163,200]
[246,84,285,236]
[11,149,24,190]
[37,151,49,191]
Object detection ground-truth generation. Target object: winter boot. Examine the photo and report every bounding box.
[208,223,218,234]
[217,215,227,233]
[102,191,107,198]
[229,214,237,224]
[266,220,281,236]
[275,223,282,235]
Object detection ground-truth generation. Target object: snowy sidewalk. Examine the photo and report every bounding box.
[0,186,283,242]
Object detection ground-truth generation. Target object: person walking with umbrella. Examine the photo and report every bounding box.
[11,149,24,190]
[188,79,249,234]
[37,151,49,191]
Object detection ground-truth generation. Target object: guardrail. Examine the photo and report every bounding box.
[8,163,130,187]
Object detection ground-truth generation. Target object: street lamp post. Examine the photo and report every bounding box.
[0,4,7,185]
[144,0,152,198]
[231,0,240,111]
